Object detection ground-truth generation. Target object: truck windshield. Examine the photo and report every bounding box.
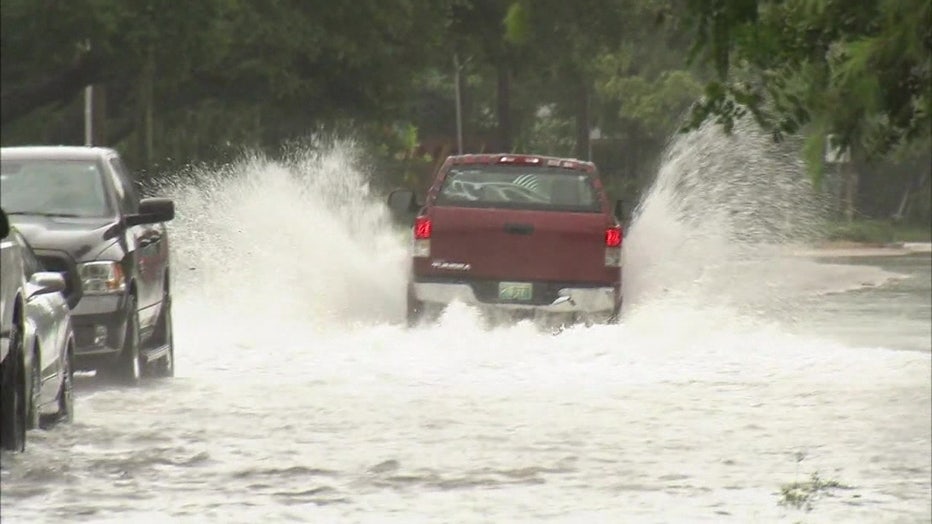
[435,166,601,212]
[0,159,112,218]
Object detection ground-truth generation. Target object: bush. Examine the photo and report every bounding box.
[826,219,931,244]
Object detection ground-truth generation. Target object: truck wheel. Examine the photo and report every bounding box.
[406,285,420,327]
[1,321,26,451]
[150,295,174,378]
[111,296,142,385]
[42,345,73,427]
[609,298,623,324]
[406,300,424,327]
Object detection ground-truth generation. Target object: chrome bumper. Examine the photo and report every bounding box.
[412,282,617,313]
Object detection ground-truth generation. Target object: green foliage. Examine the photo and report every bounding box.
[826,219,932,244]
[801,127,828,186]
[1,0,454,168]
[683,0,932,163]
[2,0,924,233]
[1,0,709,182]
[779,471,853,512]
[503,1,531,45]
[599,70,704,139]
[520,106,575,156]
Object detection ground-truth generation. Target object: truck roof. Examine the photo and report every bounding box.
[0,145,117,161]
[447,153,596,173]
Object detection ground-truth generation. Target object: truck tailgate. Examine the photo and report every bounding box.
[421,206,614,282]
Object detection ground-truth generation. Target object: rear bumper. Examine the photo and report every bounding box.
[412,281,618,313]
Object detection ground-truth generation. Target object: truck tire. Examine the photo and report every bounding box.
[406,285,428,327]
[150,294,174,378]
[110,295,142,385]
[42,344,73,427]
[1,321,26,451]
[27,345,40,429]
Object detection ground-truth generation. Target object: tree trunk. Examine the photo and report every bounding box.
[459,57,471,153]
[843,161,858,223]
[894,170,930,221]
[495,61,512,152]
[573,79,590,160]
[138,46,155,168]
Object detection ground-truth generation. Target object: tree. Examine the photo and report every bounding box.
[682,0,931,170]
[442,0,527,152]
[1,0,454,170]
[503,0,637,158]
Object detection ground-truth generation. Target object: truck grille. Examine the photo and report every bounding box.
[35,251,81,308]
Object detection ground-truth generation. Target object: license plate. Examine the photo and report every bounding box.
[498,281,533,301]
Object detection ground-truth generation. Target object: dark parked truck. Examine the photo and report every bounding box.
[0,146,175,384]
[389,154,623,326]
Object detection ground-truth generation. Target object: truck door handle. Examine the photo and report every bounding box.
[504,223,534,235]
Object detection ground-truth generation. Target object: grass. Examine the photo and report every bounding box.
[779,471,854,512]
[825,218,932,244]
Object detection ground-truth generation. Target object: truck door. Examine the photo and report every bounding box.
[106,157,163,328]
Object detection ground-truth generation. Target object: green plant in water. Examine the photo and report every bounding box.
[779,471,853,511]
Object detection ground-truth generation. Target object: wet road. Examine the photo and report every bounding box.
[1,252,929,523]
[792,252,931,353]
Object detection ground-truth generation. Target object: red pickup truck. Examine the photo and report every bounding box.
[388,154,623,326]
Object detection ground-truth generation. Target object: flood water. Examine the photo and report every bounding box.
[1,138,929,523]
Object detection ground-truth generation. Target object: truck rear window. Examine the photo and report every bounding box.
[435,166,601,212]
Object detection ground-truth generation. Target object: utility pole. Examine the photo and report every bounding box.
[83,40,93,146]
[84,85,93,146]
[454,53,463,155]
[144,43,154,166]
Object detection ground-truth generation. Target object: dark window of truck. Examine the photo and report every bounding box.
[435,166,601,212]
[108,157,140,214]
[0,159,113,218]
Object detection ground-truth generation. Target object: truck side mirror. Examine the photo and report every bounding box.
[387,188,419,221]
[27,272,66,299]
[126,198,175,226]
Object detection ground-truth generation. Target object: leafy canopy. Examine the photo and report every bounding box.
[683,0,931,164]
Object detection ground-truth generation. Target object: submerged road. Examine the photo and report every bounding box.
[1,253,929,523]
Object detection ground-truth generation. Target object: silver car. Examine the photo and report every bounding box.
[1,208,28,450]
[1,213,74,450]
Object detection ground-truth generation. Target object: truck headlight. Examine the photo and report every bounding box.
[79,261,126,294]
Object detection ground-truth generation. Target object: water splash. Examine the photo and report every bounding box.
[148,123,890,334]
[154,138,408,329]
[621,119,845,315]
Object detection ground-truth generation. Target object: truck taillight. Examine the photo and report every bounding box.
[413,216,431,257]
[414,216,432,239]
[605,226,622,247]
